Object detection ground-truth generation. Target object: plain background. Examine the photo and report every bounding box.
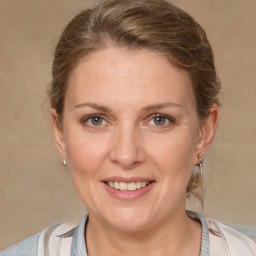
[0,0,256,251]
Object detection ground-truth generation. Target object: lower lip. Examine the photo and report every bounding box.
[102,182,155,200]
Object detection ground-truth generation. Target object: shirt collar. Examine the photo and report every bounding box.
[70,211,210,256]
[71,215,88,256]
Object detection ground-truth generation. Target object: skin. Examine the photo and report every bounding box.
[51,48,218,256]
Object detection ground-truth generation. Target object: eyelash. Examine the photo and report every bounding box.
[80,114,175,128]
[80,114,108,127]
[147,114,175,127]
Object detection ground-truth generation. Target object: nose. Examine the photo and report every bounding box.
[109,125,146,169]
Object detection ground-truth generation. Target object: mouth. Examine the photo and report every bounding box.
[103,181,153,191]
[102,178,155,200]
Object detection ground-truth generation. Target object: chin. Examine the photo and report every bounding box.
[101,207,154,232]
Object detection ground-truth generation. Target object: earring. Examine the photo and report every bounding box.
[63,159,67,166]
[198,153,203,175]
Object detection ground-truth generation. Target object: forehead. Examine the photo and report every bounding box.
[66,48,195,110]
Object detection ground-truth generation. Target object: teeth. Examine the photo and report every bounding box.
[136,182,142,189]
[127,182,136,191]
[119,182,127,191]
[106,181,150,191]
[114,181,120,190]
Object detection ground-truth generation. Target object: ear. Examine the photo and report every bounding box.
[194,104,219,164]
[51,108,66,161]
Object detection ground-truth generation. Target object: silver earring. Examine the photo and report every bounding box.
[63,159,67,166]
[198,153,203,175]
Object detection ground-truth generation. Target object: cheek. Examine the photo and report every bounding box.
[64,128,109,178]
[146,128,197,179]
[63,129,111,206]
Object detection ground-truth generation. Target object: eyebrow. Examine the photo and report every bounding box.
[73,102,183,112]
[73,102,111,112]
[142,102,183,112]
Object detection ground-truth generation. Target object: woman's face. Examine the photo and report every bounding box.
[53,48,214,231]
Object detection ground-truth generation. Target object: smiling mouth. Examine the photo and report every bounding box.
[104,181,153,191]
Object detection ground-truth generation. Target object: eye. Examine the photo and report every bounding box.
[82,115,107,126]
[90,116,104,125]
[148,114,174,127]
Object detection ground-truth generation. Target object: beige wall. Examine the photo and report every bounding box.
[0,0,255,250]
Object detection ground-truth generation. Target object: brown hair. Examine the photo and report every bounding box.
[49,0,221,204]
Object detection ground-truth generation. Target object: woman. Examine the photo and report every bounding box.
[1,0,255,255]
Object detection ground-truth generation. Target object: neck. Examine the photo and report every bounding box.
[85,209,202,256]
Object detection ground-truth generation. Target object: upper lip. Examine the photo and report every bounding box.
[102,177,154,183]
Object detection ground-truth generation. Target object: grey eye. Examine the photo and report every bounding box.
[90,116,103,126]
[153,116,167,126]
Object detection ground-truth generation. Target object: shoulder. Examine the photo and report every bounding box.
[206,218,256,255]
[0,220,81,256]
[0,223,75,256]
[0,233,40,256]
[230,224,256,242]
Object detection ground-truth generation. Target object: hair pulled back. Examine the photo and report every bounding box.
[49,0,221,204]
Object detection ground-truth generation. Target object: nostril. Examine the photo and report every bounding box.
[111,159,142,170]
